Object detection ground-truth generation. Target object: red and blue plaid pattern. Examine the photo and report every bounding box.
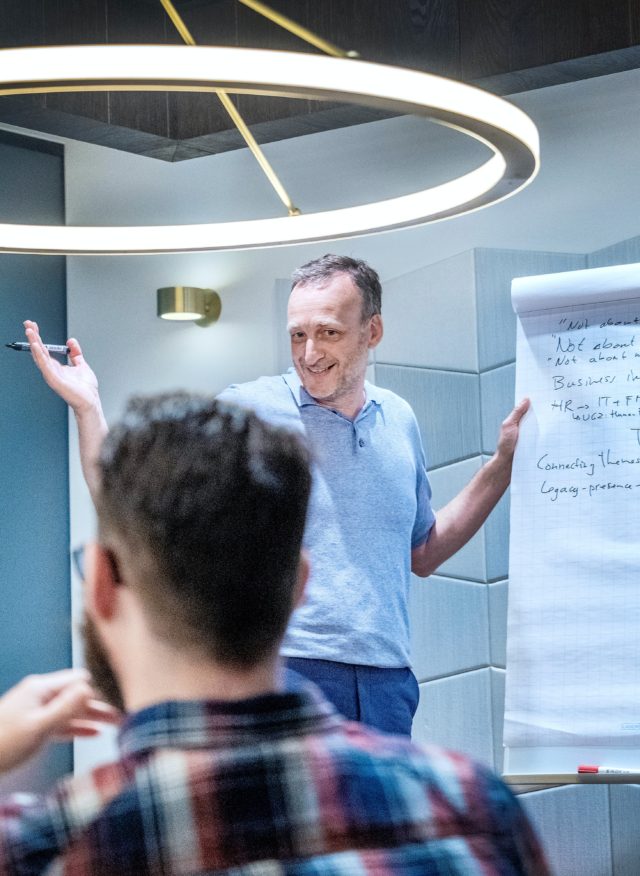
[0,687,549,874]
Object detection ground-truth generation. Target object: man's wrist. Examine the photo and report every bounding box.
[74,397,106,428]
[484,448,513,491]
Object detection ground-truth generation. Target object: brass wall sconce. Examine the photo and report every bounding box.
[157,286,221,327]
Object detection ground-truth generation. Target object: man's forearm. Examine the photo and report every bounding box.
[75,403,108,504]
[412,452,511,577]
[412,398,529,577]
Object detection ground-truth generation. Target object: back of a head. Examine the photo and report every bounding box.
[95,392,311,667]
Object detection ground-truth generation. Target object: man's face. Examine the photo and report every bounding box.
[287,273,381,414]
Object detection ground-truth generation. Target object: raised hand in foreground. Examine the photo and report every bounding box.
[0,669,121,774]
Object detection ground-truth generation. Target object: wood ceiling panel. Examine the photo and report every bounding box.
[0,0,45,46]
[43,0,109,121]
[459,0,543,80]
[172,0,236,44]
[105,0,169,136]
[0,0,637,160]
[0,0,46,109]
[630,0,640,46]
[406,0,461,78]
[166,0,240,141]
[235,0,312,129]
[326,0,455,72]
[509,1,544,72]
[542,0,634,65]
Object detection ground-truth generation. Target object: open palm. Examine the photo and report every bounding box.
[24,319,99,413]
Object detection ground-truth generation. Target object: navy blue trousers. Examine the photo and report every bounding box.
[285,657,419,737]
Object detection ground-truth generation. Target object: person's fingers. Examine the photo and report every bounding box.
[56,723,101,739]
[24,321,43,348]
[30,669,91,702]
[24,322,44,350]
[24,322,85,371]
[14,671,119,726]
[84,698,122,725]
[35,679,94,738]
[51,699,122,740]
[24,323,54,373]
[504,397,530,427]
[66,337,85,366]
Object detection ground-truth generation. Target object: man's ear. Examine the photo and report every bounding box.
[86,544,121,622]
[368,314,383,349]
[292,549,310,611]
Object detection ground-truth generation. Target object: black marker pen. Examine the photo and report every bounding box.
[6,342,70,355]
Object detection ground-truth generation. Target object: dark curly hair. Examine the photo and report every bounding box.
[96,393,311,667]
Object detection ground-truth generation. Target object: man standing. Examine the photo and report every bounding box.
[24,255,528,736]
[0,393,547,874]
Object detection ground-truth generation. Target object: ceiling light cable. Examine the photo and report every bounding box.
[159,0,300,216]
[236,0,358,58]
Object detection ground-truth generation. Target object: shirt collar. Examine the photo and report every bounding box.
[118,684,342,759]
[282,368,316,408]
[282,368,383,412]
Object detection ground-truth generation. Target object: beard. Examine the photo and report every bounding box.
[81,613,126,713]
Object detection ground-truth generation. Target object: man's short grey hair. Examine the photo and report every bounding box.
[291,254,382,322]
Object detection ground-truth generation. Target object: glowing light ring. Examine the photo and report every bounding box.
[0,45,539,254]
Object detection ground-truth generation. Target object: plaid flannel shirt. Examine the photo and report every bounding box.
[0,686,549,875]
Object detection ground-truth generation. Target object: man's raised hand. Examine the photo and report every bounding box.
[24,319,108,501]
[495,397,531,468]
[24,319,100,415]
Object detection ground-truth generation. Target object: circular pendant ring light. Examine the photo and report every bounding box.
[0,45,539,254]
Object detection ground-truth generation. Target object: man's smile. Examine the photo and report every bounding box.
[305,363,335,374]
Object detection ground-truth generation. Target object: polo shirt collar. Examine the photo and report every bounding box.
[283,368,316,408]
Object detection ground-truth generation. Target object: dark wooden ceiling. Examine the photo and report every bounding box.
[0,0,639,161]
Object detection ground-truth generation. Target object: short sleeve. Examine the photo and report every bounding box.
[410,417,436,549]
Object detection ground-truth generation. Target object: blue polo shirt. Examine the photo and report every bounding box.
[218,370,435,668]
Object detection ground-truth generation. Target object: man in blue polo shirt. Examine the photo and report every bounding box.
[24,254,527,737]
[216,255,528,736]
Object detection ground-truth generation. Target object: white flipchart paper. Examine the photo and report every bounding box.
[505,263,640,759]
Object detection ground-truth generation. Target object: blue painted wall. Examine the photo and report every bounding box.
[0,131,69,789]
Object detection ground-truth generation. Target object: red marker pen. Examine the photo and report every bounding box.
[578,765,640,775]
